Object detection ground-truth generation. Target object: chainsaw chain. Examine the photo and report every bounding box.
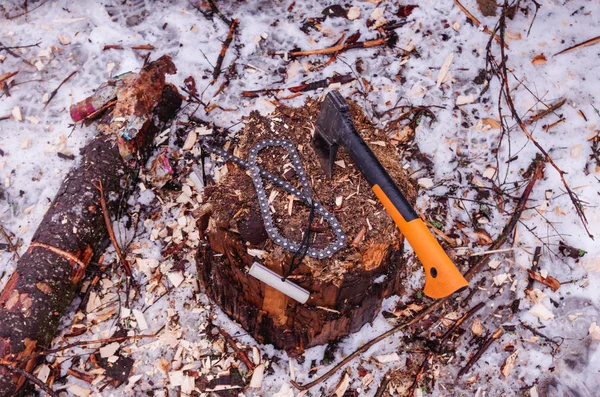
[202,138,346,259]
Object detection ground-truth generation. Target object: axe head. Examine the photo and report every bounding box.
[313,91,353,179]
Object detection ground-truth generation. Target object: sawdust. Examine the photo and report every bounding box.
[205,98,416,280]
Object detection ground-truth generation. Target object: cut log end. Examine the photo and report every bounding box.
[197,99,416,355]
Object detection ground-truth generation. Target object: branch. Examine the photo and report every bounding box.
[457,328,503,377]
[453,0,508,49]
[213,19,238,81]
[555,35,600,56]
[0,362,58,397]
[93,180,132,276]
[44,71,77,109]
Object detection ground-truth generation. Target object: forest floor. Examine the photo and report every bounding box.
[1,0,600,396]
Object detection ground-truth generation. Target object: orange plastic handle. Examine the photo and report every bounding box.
[373,185,468,298]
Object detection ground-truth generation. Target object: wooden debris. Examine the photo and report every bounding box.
[289,35,395,57]
[528,270,560,292]
[453,0,508,48]
[458,328,503,377]
[213,19,238,80]
[555,35,600,56]
[501,350,518,378]
[44,71,77,108]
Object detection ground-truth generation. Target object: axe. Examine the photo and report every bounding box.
[313,91,468,298]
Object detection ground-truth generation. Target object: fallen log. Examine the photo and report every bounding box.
[196,99,417,356]
[0,55,181,396]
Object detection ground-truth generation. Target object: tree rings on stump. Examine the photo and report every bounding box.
[196,98,417,356]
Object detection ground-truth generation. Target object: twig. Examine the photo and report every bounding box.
[44,71,77,109]
[291,157,544,391]
[373,370,392,397]
[131,45,155,50]
[17,329,162,363]
[213,19,238,81]
[520,321,562,350]
[555,35,600,56]
[407,352,433,396]
[93,180,132,276]
[439,301,486,343]
[525,246,542,291]
[289,36,393,57]
[216,326,256,371]
[0,42,40,52]
[524,98,567,125]
[0,224,20,260]
[206,0,233,25]
[0,362,58,397]
[408,302,485,396]
[6,0,51,19]
[457,328,503,377]
[453,0,508,49]
[489,3,592,239]
[526,0,541,37]
[242,73,355,98]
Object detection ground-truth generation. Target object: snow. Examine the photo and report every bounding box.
[1,0,600,396]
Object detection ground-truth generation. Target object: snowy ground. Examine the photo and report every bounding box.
[1,0,600,396]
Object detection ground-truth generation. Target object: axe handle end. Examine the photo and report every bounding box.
[373,184,469,298]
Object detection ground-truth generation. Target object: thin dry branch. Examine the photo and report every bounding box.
[0,224,20,260]
[453,0,508,49]
[457,328,503,377]
[489,3,592,239]
[216,326,256,371]
[213,19,238,81]
[0,362,58,397]
[524,98,567,125]
[44,71,77,109]
[289,36,393,57]
[93,180,132,276]
[554,35,600,56]
[6,0,51,20]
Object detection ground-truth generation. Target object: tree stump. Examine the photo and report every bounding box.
[196,98,417,356]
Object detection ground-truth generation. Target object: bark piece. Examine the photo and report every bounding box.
[197,99,416,355]
[0,56,181,396]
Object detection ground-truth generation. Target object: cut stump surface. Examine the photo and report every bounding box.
[196,98,416,355]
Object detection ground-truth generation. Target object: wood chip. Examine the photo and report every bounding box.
[168,271,185,288]
[68,385,92,397]
[471,320,484,336]
[183,129,197,150]
[99,342,120,358]
[12,106,22,121]
[528,270,560,292]
[436,53,454,88]
[529,303,554,320]
[133,309,149,330]
[250,363,264,388]
[334,372,351,397]
[375,352,401,363]
[501,350,519,377]
[589,322,600,340]
[456,95,475,105]
[532,54,547,65]
[417,178,434,189]
[493,273,509,286]
[58,34,72,45]
[482,118,501,129]
[347,6,361,20]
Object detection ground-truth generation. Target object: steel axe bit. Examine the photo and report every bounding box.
[313,91,468,299]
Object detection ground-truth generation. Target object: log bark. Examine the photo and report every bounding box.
[197,100,417,356]
[0,56,181,395]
